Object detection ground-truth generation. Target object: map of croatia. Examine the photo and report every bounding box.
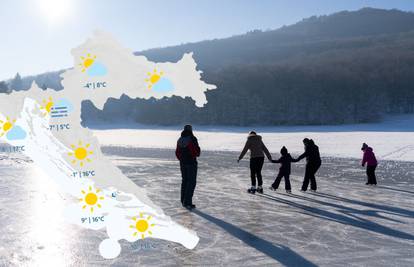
[0,32,216,259]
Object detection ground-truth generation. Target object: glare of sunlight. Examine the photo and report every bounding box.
[29,166,72,266]
[36,0,75,26]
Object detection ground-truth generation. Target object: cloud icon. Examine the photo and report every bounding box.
[87,62,108,76]
[55,98,74,112]
[50,98,74,118]
[152,77,174,93]
[6,125,27,140]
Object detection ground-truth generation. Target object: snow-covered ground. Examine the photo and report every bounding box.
[92,115,414,162]
[1,148,414,266]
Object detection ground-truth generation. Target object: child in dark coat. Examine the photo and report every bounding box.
[270,146,295,193]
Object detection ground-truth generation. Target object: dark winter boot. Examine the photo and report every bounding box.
[184,204,194,210]
[256,186,263,194]
[247,186,256,194]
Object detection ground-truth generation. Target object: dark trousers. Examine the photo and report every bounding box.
[302,163,321,191]
[366,165,377,185]
[272,171,291,190]
[180,163,197,206]
[250,157,264,187]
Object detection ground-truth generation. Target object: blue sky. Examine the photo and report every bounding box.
[1,0,414,80]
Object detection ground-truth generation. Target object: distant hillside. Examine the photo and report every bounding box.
[4,70,64,92]
[138,8,414,70]
[88,8,414,125]
[4,8,414,126]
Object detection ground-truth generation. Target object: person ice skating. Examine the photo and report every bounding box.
[175,125,200,210]
[361,143,378,185]
[270,146,294,193]
[238,131,272,194]
[295,138,321,192]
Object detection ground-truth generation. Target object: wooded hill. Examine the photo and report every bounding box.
[4,8,414,125]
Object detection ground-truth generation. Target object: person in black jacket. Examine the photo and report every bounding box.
[295,138,321,192]
[175,125,200,210]
[270,146,294,193]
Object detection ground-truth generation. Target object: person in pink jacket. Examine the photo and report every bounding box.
[361,143,378,185]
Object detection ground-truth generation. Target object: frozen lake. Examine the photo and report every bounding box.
[1,147,414,266]
[92,115,414,162]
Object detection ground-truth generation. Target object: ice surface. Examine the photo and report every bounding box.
[0,98,199,259]
[1,147,413,266]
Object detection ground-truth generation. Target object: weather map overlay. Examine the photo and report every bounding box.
[0,32,216,259]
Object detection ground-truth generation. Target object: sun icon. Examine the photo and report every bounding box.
[79,53,97,72]
[145,69,164,89]
[68,140,93,167]
[79,185,104,213]
[0,117,16,137]
[130,213,155,239]
[40,97,54,116]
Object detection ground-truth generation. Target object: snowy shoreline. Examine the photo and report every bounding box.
[92,115,414,162]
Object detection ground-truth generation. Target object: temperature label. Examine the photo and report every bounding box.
[0,146,25,153]
[81,216,105,224]
[72,170,96,178]
[131,241,157,251]
[84,82,107,89]
[49,123,71,131]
